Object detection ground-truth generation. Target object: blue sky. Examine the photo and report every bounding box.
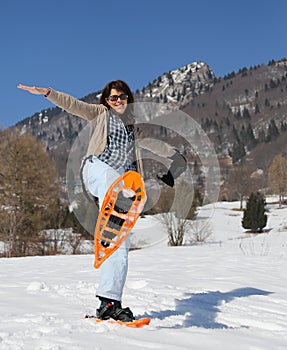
[1,0,286,128]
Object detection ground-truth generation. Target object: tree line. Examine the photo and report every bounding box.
[1,129,286,254]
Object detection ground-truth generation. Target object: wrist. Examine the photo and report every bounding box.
[44,88,51,97]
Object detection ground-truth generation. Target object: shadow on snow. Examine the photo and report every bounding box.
[140,287,272,329]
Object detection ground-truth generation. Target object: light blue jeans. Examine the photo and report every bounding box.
[82,156,130,301]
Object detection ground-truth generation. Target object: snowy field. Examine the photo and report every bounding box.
[0,201,287,350]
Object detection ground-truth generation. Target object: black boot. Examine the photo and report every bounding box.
[96,298,135,322]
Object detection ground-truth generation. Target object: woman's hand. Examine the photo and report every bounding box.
[17,84,50,96]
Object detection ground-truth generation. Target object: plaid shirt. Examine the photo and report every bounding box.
[98,112,136,172]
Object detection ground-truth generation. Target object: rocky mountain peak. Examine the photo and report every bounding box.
[137,61,215,106]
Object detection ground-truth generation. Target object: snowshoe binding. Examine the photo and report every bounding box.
[96,300,135,322]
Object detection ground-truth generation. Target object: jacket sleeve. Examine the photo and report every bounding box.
[137,138,176,158]
[137,138,187,187]
[46,89,107,121]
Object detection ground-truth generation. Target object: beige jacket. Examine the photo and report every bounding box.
[47,89,176,175]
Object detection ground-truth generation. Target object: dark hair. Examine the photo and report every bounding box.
[100,80,135,125]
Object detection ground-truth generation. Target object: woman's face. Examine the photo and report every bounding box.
[105,88,128,115]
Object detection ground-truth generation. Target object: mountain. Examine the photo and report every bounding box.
[182,59,287,168]
[13,58,287,197]
[136,61,215,105]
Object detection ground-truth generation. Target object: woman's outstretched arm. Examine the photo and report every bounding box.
[18,84,51,96]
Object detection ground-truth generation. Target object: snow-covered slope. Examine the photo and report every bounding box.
[0,201,287,350]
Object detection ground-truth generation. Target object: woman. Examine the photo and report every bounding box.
[18,80,187,322]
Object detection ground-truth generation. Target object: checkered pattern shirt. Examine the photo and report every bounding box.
[98,112,136,172]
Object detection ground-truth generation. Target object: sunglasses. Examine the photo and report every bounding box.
[106,94,128,102]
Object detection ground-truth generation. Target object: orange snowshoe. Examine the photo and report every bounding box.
[94,171,146,268]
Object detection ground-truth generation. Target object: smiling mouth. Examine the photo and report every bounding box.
[113,104,126,113]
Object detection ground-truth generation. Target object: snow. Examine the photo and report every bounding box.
[1,201,287,350]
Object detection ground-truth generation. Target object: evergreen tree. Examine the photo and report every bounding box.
[242,192,267,233]
[245,123,257,148]
[231,142,246,164]
[242,108,251,119]
[266,119,279,142]
[281,121,287,132]
[258,129,266,143]
[234,110,241,120]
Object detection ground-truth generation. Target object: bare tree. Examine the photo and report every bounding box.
[225,165,260,210]
[187,220,213,244]
[159,212,191,246]
[0,129,61,256]
[268,154,287,207]
[159,181,197,246]
[66,230,82,254]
